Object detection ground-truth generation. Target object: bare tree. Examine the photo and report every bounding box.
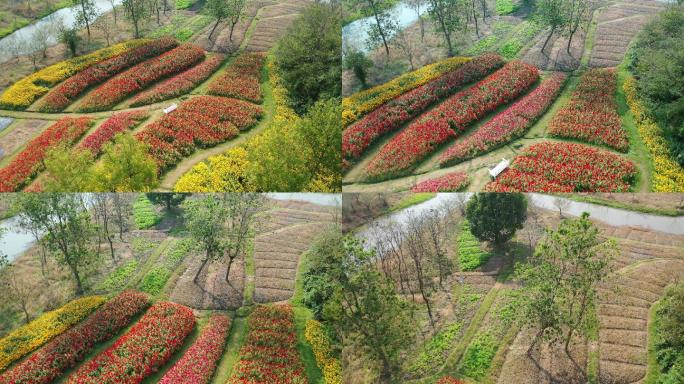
[94,16,114,46]
[392,29,417,70]
[553,196,571,218]
[406,0,426,41]
[0,257,33,324]
[109,0,118,23]
[111,193,132,241]
[92,194,117,264]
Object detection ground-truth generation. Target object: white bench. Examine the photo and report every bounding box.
[489,159,510,179]
[163,104,178,114]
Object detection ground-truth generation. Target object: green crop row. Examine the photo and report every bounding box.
[457,221,491,271]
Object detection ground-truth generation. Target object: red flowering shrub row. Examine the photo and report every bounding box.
[440,72,567,166]
[228,305,307,384]
[485,141,638,192]
[411,172,469,192]
[343,53,505,164]
[78,44,205,112]
[67,301,195,384]
[364,61,539,181]
[136,95,262,170]
[37,38,179,112]
[131,55,224,107]
[158,314,231,384]
[79,111,148,155]
[0,291,150,384]
[207,53,265,103]
[548,68,628,151]
[0,117,92,192]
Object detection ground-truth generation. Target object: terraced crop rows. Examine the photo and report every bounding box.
[589,0,664,68]
[246,0,312,52]
[253,202,335,303]
[597,259,684,383]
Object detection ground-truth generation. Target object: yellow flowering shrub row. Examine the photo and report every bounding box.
[623,77,684,192]
[305,319,342,384]
[174,56,301,192]
[0,295,106,371]
[0,39,149,110]
[342,56,471,126]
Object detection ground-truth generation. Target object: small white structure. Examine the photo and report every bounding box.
[489,158,510,179]
[163,104,178,114]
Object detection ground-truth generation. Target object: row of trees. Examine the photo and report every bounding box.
[535,0,593,53]
[301,193,617,382]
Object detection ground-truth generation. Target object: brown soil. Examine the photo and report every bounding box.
[245,0,312,52]
[588,0,664,68]
[0,119,49,163]
[191,0,270,53]
[169,255,246,310]
[577,193,684,214]
[520,26,585,71]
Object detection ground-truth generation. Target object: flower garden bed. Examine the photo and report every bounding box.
[131,54,224,107]
[440,72,567,166]
[342,56,471,126]
[0,40,149,110]
[37,38,179,112]
[305,319,342,384]
[228,305,307,384]
[79,111,148,155]
[624,76,684,192]
[0,296,106,371]
[0,117,93,192]
[66,302,195,384]
[77,44,205,112]
[485,141,638,192]
[342,54,505,166]
[159,314,231,384]
[411,172,470,192]
[135,95,263,171]
[364,61,539,181]
[548,68,629,152]
[207,53,265,103]
[1,291,150,384]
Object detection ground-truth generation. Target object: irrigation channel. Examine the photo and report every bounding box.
[0,0,122,64]
[356,193,684,255]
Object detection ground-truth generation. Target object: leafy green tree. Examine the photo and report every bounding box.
[122,0,149,38]
[206,0,247,41]
[344,49,373,88]
[517,213,616,355]
[630,5,684,166]
[15,194,97,295]
[43,146,95,192]
[220,193,265,282]
[207,0,227,40]
[563,0,591,54]
[465,193,527,245]
[428,0,464,57]
[302,225,344,319]
[146,193,187,211]
[72,0,97,42]
[275,2,341,114]
[92,134,159,192]
[59,27,81,57]
[184,195,229,283]
[324,236,415,382]
[536,0,567,52]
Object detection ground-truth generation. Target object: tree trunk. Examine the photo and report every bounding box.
[542,26,555,53]
[225,256,235,283]
[108,236,116,264]
[194,253,210,283]
[81,1,91,42]
[567,29,576,55]
[370,1,390,56]
[473,2,479,37]
[437,15,454,56]
[69,264,84,295]
[229,22,237,41]
[209,19,221,40]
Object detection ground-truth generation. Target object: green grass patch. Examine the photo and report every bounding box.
[457,221,492,271]
[96,260,139,292]
[496,0,519,15]
[138,267,171,296]
[132,237,158,256]
[210,315,246,384]
[133,195,162,229]
[293,306,324,384]
[175,0,197,9]
[150,14,212,42]
[467,35,498,56]
[138,238,194,296]
[459,333,499,380]
[388,193,436,213]
[564,195,684,217]
[408,322,463,376]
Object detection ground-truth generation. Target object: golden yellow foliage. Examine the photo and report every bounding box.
[0,40,149,110]
[0,295,106,370]
[342,56,471,126]
[173,147,256,192]
[305,319,342,384]
[624,77,684,192]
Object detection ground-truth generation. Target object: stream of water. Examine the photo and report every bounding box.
[1,216,37,262]
[342,1,422,54]
[0,0,122,64]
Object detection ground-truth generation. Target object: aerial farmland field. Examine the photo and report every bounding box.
[0,192,341,384]
[342,0,684,193]
[0,0,341,193]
